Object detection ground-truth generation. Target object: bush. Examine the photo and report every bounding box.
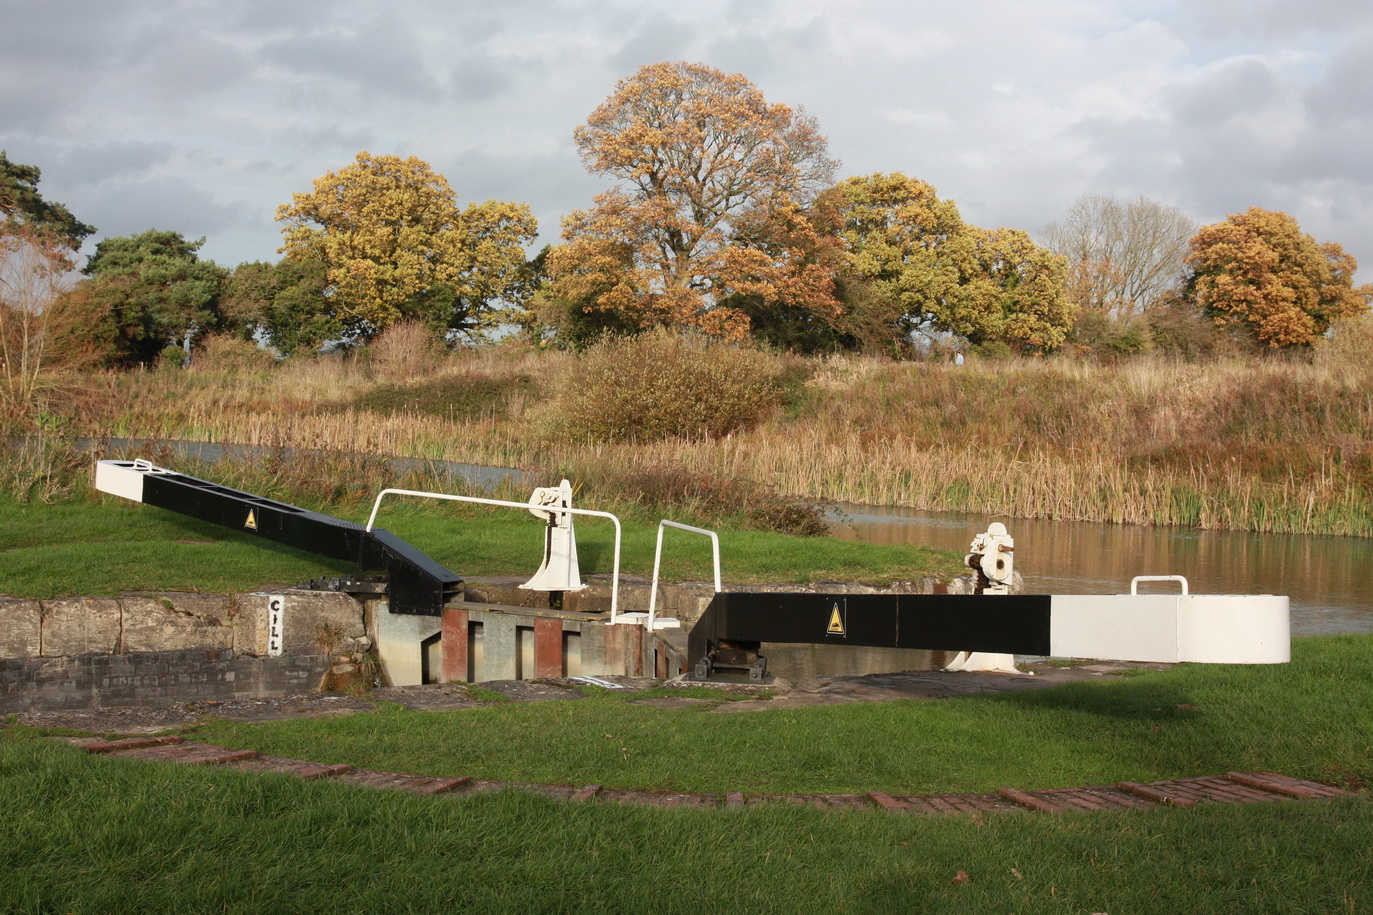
[1070,312,1148,358]
[1316,312,1373,375]
[351,374,533,420]
[191,334,276,374]
[368,321,444,381]
[157,344,187,370]
[1146,301,1226,359]
[557,329,785,442]
[570,461,828,536]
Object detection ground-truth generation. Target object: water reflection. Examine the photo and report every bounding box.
[828,504,1372,637]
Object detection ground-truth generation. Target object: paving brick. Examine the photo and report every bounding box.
[998,787,1065,813]
[231,756,354,780]
[902,797,945,815]
[57,739,1355,820]
[923,795,959,814]
[333,769,471,795]
[81,736,184,754]
[1115,781,1195,808]
[1226,771,1338,799]
[1191,776,1282,804]
[867,790,908,812]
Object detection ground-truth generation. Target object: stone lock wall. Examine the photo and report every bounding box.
[0,591,368,714]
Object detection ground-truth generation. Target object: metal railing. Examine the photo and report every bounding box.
[1130,575,1189,595]
[647,520,721,631]
[365,488,626,621]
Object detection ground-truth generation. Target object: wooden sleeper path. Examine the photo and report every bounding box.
[67,736,1355,814]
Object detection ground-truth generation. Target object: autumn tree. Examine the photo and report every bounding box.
[1182,207,1371,348]
[545,61,841,341]
[955,227,1074,349]
[276,152,537,345]
[1,153,96,415]
[825,173,1072,352]
[1042,195,1195,318]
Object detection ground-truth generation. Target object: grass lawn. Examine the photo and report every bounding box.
[4,637,1371,913]
[0,492,965,599]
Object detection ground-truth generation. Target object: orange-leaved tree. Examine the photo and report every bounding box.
[546,61,841,342]
[1183,207,1370,348]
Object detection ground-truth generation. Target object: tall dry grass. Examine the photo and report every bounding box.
[51,336,1373,537]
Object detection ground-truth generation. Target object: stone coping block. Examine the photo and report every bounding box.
[41,598,121,657]
[0,598,41,658]
[119,595,233,653]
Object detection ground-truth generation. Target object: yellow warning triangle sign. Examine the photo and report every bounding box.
[244,509,257,530]
[827,603,845,635]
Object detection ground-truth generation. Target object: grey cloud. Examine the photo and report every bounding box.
[448,56,515,105]
[1305,27,1373,124]
[256,18,443,101]
[138,32,253,100]
[608,15,695,73]
[1164,58,1283,129]
[54,141,178,188]
[83,177,249,249]
[1186,0,1373,40]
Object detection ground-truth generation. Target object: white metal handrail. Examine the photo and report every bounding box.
[366,488,625,620]
[1130,575,1189,595]
[647,520,721,631]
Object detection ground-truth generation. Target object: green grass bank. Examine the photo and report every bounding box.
[4,634,1371,914]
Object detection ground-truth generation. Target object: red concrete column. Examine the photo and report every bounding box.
[533,617,563,678]
[441,608,469,682]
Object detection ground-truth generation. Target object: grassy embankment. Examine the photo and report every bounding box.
[4,634,1371,913]
[29,339,1373,538]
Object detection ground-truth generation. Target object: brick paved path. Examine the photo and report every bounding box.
[64,735,1355,814]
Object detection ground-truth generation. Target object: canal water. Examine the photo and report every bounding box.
[827,504,1372,638]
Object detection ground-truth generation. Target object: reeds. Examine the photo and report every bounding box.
[43,345,1373,538]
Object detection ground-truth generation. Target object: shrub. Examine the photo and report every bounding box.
[1146,301,1226,359]
[1070,312,1148,358]
[192,334,276,374]
[1316,312,1373,375]
[157,344,187,370]
[571,461,828,536]
[557,329,785,442]
[368,320,444,381]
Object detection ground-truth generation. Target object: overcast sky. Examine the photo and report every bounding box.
[3,0,1370,282]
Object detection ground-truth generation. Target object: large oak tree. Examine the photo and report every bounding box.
[276,152,537,344]
[546,61,841,341]
[1183,207,1370,348]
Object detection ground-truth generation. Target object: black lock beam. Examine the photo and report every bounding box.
[95,461,461,615]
